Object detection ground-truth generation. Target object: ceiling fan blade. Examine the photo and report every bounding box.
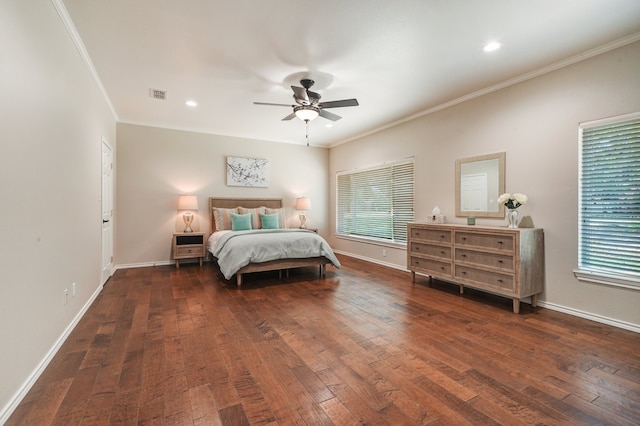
[318,98,359,109]
[254,102,294,107]
[319,109,342,121]
[291,86,309,102]
[281,112,297,121]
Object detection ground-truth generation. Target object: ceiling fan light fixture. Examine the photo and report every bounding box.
[294,106,319,121]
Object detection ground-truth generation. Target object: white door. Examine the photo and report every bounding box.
[101,138,114,284]
[460,173,488,211]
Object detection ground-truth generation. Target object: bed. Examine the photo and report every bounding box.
[207,197,341,286]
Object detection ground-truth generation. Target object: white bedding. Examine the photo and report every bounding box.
[207,229,341,280]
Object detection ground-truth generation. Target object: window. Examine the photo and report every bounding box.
[575,112,640,289]
[337,158,414,244]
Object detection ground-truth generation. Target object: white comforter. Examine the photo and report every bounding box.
[207,229,341,279]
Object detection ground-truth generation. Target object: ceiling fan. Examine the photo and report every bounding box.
[254,79,359,123]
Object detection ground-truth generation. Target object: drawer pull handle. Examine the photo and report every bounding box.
[497,260,503,263]
[440,266,445,270]
[498,241,503,244]
[462,271,467,275]
[461,254,466,257]
[440,251,445,254]
[440,235,446,238]
[497,279,503,283]
[461,237,466,241]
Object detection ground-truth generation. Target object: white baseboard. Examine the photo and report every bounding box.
[0,283,105,424]
[115,260,173,270]
[115,258,211,271]
[334,250,639,334]
[537,300,640,333]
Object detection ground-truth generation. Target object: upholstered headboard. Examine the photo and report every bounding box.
[208,197,284,234]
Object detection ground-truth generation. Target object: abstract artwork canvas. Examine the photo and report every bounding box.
[226,156,270,187]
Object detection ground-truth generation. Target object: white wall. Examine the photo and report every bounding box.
[329,41,640,329]
[0,0,116,420]
[115,123,330,266]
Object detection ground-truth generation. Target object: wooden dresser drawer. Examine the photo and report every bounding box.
[455,231,514,252]
[410,256,452,278]
[455,248,514,272]
[410,227,452,244]
[410,242,451,260]
[455,265,514,291]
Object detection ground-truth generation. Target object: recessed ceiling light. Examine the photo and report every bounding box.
[325,123,333,128]
[185,100,197,107]
[484,41,501,52]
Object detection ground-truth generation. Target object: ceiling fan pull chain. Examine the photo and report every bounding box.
[305,120,310,146]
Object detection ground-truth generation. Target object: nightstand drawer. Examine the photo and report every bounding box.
[175,245,204,257]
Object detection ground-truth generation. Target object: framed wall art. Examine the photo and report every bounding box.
[226,156,270,187]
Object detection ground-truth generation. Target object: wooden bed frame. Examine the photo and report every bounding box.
[208,197,331,286]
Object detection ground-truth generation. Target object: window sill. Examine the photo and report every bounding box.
[335,234,407,249]
[574,269,640,291]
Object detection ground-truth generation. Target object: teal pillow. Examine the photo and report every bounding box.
[260,213,280,229]
[230,213,252,231]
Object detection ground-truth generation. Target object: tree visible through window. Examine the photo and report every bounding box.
[576,113,640,288]
[337,159,414,244]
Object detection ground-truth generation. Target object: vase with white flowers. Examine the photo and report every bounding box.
[498,193,528,228]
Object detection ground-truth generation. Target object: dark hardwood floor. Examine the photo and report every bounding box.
[7,255,640,425]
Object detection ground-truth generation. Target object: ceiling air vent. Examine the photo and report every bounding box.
[149,89,167,100]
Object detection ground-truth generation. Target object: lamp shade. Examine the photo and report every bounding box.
[295,197,311,210]
[177,195,198,211]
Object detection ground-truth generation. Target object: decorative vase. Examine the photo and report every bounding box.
[507,209,519,228]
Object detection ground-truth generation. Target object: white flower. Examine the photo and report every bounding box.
[498,192,529,209]
[497,193,511,204]
[513,193,528,204]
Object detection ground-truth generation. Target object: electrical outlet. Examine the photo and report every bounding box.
[64,289,69,305]
[72,282,77,297]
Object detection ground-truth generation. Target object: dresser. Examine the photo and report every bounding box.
[407,223,544,313]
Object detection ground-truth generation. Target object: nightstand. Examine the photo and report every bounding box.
[172,232,205,268]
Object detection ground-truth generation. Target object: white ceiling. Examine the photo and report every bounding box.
[60,0,640,147]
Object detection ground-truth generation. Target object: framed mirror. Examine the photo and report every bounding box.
[455,152,505,218]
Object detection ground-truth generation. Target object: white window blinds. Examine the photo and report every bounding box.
[577,114,640,288]
[337,159,414,243]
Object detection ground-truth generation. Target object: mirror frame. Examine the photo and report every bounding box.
[455,152,506,218]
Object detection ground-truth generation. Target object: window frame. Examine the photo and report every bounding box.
[335,158,414,247]
[574,111,640,290]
